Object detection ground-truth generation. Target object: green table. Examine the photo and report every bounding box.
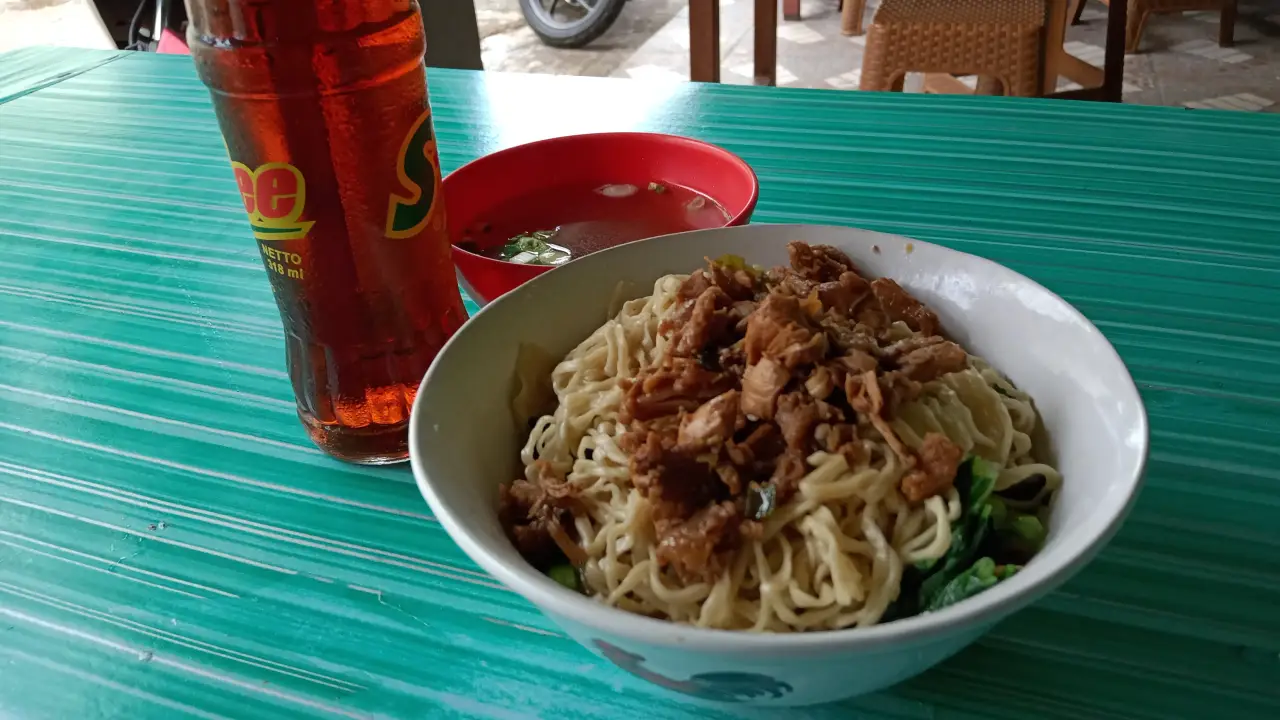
[1,45,1278,719]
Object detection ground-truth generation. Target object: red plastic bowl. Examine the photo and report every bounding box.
[446,132,759,305]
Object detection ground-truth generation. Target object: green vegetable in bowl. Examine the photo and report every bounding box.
[905,456,1054,613]
[987,495,1048,564]
[1007,513,1046,544]
[893,456,1008,616]
[714,253,749,271]
[915,457,998,573]
[496,230,572,266]
[548,564,580,591]
[712,253,765,280]
[925,558,1019,612]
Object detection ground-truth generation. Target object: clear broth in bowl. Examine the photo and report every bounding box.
[458,181,731,266]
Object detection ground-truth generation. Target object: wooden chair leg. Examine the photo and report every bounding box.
[1220,0,1236,47]
[1069,0,1086,24]
[889,73,906,92]
[754,0,778,86]
[841,0,866,35]
[1125,9,1148,53]
[783,0,801,21]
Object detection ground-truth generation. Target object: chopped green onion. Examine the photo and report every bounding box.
[648,182,667,194]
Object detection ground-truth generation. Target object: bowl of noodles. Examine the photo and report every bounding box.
[410,224,1147,707]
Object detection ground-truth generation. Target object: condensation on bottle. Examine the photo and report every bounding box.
[188,0,467,464]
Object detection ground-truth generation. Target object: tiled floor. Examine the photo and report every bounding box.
[0,0,114,53]
[613,0,1280,112]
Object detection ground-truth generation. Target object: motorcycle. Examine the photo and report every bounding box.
[90,0,189,54]
[91,0,621,61]
[519,0,628,49]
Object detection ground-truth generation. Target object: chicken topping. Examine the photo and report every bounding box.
[502,242,976,583]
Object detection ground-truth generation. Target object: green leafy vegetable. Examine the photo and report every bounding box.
[963,456,1000,508]
[548,564,580,591]
[985,501,1048,565]
[924,557,1020,612]
[990,491,1047,543]
[987,494,1008,527]
[918,503,993,608]
[746,483,777,520]
[497,230,572,266]
[712,253,765,282]
[1008,514,1046,545]
[892,456,1042,620]
[915,456,1000,609]
[714,253,749,271]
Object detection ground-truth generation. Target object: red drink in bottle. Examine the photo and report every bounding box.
[187,0,467,464]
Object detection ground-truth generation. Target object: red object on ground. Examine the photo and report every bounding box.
[156,29,190,55]
[447,132,760,305]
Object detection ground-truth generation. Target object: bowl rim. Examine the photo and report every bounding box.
[445,131,761,268]
[411,223,1150,655]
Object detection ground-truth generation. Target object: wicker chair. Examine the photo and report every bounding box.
[1070,0,1236,53]
[859,0,1045,96]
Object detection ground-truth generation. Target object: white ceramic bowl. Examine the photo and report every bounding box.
[410,224,1148,707]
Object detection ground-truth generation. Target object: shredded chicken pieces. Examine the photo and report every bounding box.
[500,242,969,582]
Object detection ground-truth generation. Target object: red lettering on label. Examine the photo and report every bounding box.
[256,166,298,220]
[233,165,256,214]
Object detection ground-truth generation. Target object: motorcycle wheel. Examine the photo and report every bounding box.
[518,0,627,49]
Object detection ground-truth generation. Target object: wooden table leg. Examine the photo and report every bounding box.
[782,0,801,21]
[1101,0,1127,101]
[1044,0,1126,101]
[754,0,778,86]
[689,0,720,83]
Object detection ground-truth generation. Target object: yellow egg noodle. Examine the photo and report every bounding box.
[519,274,1062,632]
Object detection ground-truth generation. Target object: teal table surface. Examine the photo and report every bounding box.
[1,45,1279,719]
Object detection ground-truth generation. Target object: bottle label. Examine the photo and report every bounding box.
[384,108,443,239]
[231,161,315,241]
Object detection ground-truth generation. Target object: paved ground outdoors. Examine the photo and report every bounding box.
[477,0,688,76]
[0,0,115,52]
[482,0,1280,112]
[4,0,1279,112]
